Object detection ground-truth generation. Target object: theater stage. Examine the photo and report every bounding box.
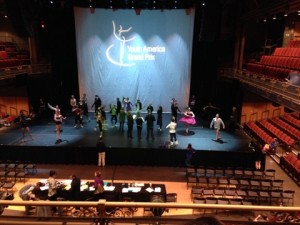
[0,112,261,169]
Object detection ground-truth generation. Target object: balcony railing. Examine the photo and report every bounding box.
[0,200,299,224]
[218,68,300,112]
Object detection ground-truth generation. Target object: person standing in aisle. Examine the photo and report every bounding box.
[96,137,107,167]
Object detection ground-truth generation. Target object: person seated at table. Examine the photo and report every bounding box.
[69,174,81,201]
[93,170,104,199]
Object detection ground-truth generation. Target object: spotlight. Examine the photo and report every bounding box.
[272,15,276,20]
[284,12,288,17]
[263,18,267,22]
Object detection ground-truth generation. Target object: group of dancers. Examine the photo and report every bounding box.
[18,94,226,145]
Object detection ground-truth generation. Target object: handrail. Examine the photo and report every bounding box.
[1,199,299,211]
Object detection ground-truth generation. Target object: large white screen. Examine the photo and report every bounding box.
[74,7,195,113]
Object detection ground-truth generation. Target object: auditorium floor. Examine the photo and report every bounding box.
[3,155,300,221]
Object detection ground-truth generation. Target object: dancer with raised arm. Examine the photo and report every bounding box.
[54,110,66,144]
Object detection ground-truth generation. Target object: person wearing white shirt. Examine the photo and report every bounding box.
[210,114,225,140]
[166,117,178,146]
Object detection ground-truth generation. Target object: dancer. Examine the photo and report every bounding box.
[189,95,196,111]
[48,102,60,114]
[127,111,134,139]
[166,117,178,147]
[116,97,122,117]
[135,99,142,112]
[109,104,117,127]
[119,107,126,132]
[156,105,163,131]
[80,93,90,122]
[54,109,66,144]
[91,95,102,117]
[95,107,103,138]
[100,106,107,130]
[146,103,154,113]
[125,97,133,112]
[72,104,83,128]
[210,114,225,140]
[135,111,144,140]
[179,107,196,134]
[145,110,156,140]
[70,95,77,111]
[19,110,34,142]
[171,99,181,122]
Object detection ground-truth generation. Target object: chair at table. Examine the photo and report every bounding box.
[216,197,230,215]
[204,197,217,214]
[269,190,283,206]
[143,194,165,217]
[25,162,37,175]
[1,180,16,193]
[281,190,295,206]
[165,193,177,212]
[258,190,271,205]
[192,197,205,214]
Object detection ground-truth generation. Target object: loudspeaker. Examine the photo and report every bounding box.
[15,73,28,87]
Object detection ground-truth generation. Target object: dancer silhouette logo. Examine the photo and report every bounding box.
[106,20,165,67]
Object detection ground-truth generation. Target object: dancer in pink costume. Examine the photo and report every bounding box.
[179,107,196,134]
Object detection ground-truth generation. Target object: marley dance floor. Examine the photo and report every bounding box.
[0,112,250,151]
[0,112,256,168]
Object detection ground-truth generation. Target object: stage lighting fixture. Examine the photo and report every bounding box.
[263,18,267,22]
[272,15,276,20]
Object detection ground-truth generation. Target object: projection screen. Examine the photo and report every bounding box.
[74,7,195,113]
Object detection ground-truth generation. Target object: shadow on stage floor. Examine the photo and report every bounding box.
[0,112,258,168]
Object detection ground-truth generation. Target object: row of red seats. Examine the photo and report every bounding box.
[258,120,295,148]
[0,50,29,69]
[281,114,300,130]
[260,55,300,70]
[270,117,300,141]
[288,39,300,48]
[0,59,21,69]
[280,153,300,184]
[246,63,290,81]
[243,121,273,146]
[273,47,300,58]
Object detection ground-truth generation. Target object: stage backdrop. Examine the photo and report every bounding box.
[74,7,195,113]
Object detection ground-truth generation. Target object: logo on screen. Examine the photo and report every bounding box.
[106,21,165,67]
[106,21,136,67]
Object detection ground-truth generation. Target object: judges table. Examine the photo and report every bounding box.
[38,180,167,203]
